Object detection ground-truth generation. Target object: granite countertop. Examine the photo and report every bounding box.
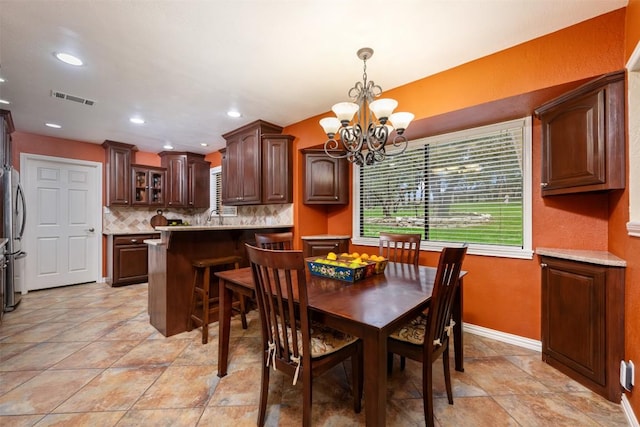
[301,234,352,240]
[536,247,626,267]
[102,229,160,236]
[153,224,294,232]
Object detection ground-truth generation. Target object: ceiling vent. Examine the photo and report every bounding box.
[50,90,95,106]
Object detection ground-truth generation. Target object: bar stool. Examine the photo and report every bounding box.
[188,255,246,344]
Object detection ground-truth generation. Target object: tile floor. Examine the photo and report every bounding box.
[0,282,629,426]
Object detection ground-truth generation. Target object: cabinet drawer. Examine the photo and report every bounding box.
[114,234,158,246]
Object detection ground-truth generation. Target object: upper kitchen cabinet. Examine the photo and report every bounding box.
[131,165,166,206]
[302,149,349,204]
[103,140,137,206]
[159,152,210,208]
[221,120,291,205]
[1,109,15,168]
[262,134,294,204]
[534,70,625,196]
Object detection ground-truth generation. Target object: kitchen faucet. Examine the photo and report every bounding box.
[206,208,223,225]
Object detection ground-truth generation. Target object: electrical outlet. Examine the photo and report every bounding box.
[620,360,635,391]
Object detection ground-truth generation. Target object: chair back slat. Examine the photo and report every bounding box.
[425,246,467,352]
[246,244,309,370]
[379,232,421,266]
[255,232,294,250]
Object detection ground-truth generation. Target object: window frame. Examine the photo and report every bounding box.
[352,116,533,259]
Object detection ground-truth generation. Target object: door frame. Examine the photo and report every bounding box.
[20,153,104,290]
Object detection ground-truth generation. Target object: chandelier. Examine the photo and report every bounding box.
[320,47,414,166]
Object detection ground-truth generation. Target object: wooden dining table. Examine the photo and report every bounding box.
[216,261,466,427]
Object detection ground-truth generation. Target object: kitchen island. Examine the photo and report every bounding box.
[146,224,292,336]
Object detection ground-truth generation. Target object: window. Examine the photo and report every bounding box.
[627,41,640,237]
[210,166,237,216]
[352,117,532,259]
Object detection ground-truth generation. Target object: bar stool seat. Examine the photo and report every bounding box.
[188,255,246,344]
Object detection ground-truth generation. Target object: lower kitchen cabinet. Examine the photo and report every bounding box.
[302,235,350,258]
[107,233,159,287]
[539,248,625,402]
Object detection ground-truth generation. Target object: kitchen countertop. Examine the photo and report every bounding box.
[536,247,626,267]
[102,229,159,236]
[153,224,293,231]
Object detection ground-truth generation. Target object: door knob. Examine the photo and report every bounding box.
[87,227,95,232]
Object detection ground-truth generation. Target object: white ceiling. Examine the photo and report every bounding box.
[0,0,628,155]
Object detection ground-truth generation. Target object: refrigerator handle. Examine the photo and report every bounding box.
[16,182,26,240]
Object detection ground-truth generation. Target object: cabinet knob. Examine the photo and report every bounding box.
[131,239,138,243]
[540,263,548,268]
[540,182,548,188]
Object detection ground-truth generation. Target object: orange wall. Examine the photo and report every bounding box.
[284,9,626,341]
[619,0,640,415]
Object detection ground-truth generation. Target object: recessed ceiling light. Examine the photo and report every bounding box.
[200,143,208,147]
[129,117,145,124]
[45,123,62,129]
[0,99,10,105]
[0,77,5,83]
[163,144,174,150]
[55,52,83,66]
[227,110,241,118]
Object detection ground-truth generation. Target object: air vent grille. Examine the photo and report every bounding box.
[50,90,96,106]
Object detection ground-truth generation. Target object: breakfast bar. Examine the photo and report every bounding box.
[146,224,292,336]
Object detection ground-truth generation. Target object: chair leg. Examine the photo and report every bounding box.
[387,352,394,374]
[258,351,270,426]
[302,365,313,427]
[423,357,435,427]
[443,345,453,404]
[239,294,248,329]
[400,355,406,371]
[201,267,210,344]
[352,341,363,413]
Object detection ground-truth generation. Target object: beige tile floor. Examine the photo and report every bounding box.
[0,282,629,426]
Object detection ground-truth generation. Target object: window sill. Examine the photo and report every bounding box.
[351,237,533,260]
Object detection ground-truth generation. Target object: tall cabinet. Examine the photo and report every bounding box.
[159,152,210,208]
[103,140,137,206]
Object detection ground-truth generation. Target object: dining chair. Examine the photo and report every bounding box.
[379,232,421,266]
[387,245,467,427]
[255,231,294,250]
[246,244,363,427]
[380,231,422,371]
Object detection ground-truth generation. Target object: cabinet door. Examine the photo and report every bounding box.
[542,258,606,385]
[149,169,166,206]
[111,234,157,286]
[536,71,625,196]
[104,143,132,206]
[164,155,187,207]
[238,129,261,204]
[188,159,210,208]
[132,167,150,205]
[262,135,293,204]
[303,151,348,204]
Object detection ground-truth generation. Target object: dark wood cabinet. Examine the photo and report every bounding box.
[103,140,137,206]
[159,152,210,208]
[107,233,159,286]
[302,236,350,258]
[0,109,14,168]
[221,120,290,205]
[540,253,625,402]
[302,149,349,204]
[132,165,166,206]
[262,134,294,204]
[534,70,625,196]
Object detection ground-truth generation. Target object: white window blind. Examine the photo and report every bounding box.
[353,117,532,259]
[210,166,237,216]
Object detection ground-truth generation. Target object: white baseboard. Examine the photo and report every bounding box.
[622,394,640,427]
[463,322,542,352]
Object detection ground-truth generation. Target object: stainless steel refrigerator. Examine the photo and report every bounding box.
[3,166,26,311]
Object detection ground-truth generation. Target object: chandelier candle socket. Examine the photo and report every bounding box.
[320,47,414,166]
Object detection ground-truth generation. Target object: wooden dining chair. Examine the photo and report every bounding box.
[380,231,422,371]
[246,244,363,427]
[387,245,467,427]
[379,232,421,266]
[255,231,293,250]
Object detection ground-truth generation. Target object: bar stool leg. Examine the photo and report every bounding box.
[201,266,211,344]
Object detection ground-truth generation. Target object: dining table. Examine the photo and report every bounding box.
[216,261,466,427]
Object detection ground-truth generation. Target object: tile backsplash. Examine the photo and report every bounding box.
[102,204,293,233]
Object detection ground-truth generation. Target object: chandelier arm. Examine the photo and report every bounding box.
[383,134,409,158]
[323,139,349,159]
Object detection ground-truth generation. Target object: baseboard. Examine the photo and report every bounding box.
[98,277,107,284]
[463,322,542,352]
[622,394,640,427]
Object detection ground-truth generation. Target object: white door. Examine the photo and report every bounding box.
[22,154,102,291]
